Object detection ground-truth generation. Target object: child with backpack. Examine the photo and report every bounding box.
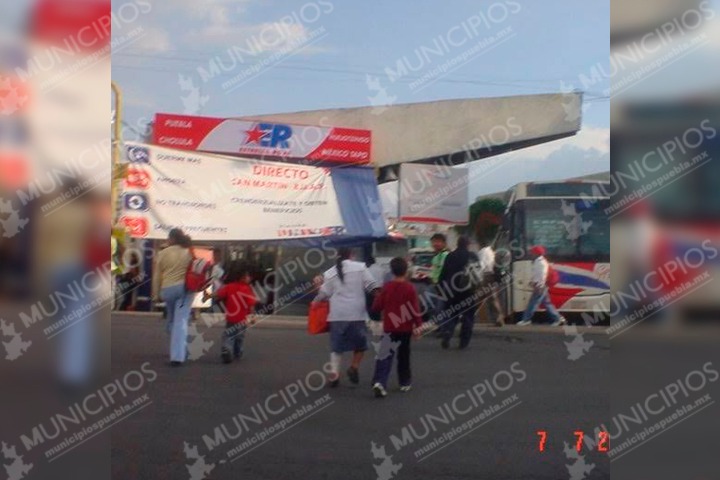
[516,245,567,326]
[203,261,257,363]
[370,257,423,398]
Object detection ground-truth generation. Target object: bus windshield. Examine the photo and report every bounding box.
[520,198,610,262]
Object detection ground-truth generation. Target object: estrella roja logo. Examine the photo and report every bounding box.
[244,123,292,149]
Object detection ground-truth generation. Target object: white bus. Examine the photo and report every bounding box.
[493,180,610,323]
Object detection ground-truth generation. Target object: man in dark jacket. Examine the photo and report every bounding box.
[437,236,479,349]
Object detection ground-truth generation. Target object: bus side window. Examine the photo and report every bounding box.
[512,205,526,259]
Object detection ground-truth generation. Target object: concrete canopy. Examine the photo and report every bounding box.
[239,92,582,181]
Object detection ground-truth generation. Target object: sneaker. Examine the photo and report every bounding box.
[551,316,568,327]
[170,361,183,367]
[400,385,412,393]
[440,337,450,349]
[328,373,340,388]
[347,366,359,385]
[372,383,387,398]
[516,319,532,326]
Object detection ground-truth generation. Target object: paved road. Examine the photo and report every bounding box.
[111,313,610,480]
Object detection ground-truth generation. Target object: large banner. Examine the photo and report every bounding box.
[399,164,469,224]
[119,142,346,241]
[152,113,372,165]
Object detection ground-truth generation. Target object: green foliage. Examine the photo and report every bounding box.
[455,198,506,244]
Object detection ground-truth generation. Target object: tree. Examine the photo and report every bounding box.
[455,198,506,245]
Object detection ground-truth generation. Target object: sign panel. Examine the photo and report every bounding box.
[119,142,346,241]
[399,164,468,224]
[152,113,372,165]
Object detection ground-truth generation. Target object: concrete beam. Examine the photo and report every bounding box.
[240,92,582,172]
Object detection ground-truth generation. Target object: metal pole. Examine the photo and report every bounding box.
[273,245,282,316]
[111,81,123,225]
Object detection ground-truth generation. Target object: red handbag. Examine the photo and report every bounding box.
[308,301,330,334]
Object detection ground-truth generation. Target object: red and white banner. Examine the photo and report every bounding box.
[152,113,372,165]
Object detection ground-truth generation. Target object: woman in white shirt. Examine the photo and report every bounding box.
[314,247,379,387]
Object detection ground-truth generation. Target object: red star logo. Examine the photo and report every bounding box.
[245,124,267,144]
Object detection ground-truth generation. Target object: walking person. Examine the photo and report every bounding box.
[313,247,379,387]
[208,247,225,313]
[477,241,506,327]
[370,258,423,397]
[152,228,193,366]
[118,251,142,311]
[203,261,257,363]
[516,245,567,326]
[438,236,480,349]
[429,234,450,329]
[365,256,384,322]
[430,233,450,286]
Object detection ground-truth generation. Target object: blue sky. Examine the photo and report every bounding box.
[111,0,610,197]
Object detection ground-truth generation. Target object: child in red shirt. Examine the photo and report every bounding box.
[370,257,423,397]
[204,261,257,363]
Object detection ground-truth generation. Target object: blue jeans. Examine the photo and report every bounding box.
[521,287,561,323]
[162,284,193,362]
[223,322,247,358]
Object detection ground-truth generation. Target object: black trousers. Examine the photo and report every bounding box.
[372,332,412,388]
[442,307,475,346]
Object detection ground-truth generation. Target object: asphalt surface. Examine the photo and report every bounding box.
[110,313,610,480]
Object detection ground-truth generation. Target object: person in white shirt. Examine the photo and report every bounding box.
[477,242,505,327]
[517,245,566,326]
[314,247,379,387]
[477,244,495,274]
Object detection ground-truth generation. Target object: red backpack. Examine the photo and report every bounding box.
[185,257,213,292]
[546,265,560,287]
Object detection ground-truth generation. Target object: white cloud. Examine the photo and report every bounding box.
[506,126,609,161]
[131,27,171,54]
[469,127,610,197]
[168,0,255,19]
[185,21,315,53]
[209,6,231,27]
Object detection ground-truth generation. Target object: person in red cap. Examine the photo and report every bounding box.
[516,245,567,326]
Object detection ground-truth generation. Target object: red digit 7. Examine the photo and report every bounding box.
[574,431,584,452]
[537,431,547,452]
